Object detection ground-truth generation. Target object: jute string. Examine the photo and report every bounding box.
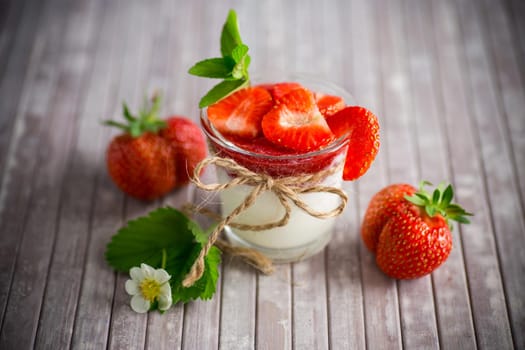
[182,156,348,287]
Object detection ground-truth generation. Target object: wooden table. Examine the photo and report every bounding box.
[1,0,524,349]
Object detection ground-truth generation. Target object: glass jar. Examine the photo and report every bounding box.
[200,74,351,263]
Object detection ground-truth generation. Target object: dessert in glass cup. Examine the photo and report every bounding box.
[200,75,357,262]
[188,10,380,264]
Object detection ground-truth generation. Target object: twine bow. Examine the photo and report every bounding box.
[182,156,348,287]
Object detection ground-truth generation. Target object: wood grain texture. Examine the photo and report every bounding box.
[0,0,522,348]
[403,0,476,348]
[32,0,106,347]
[459,0,525,347]
[0,0,102,348]
[431,0,515,348]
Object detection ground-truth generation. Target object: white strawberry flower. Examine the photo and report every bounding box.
[125,263,172,313]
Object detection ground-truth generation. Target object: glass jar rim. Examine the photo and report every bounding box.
[200,72,353,161]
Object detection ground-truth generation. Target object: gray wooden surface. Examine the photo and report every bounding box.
[0,0,524,349]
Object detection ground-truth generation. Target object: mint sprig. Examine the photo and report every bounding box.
[105,207,221,304]
[189,9,251,108]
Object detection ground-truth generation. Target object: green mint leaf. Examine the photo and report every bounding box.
[105,207,196,272]
[188,58,235,79]
[199,79,248,108]
[232,44,249,63]
[243,55,251,75]
[220,9,243,57]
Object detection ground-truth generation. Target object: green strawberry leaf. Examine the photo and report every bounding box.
[221,9,243,57]
[105,207,196,271]
[169,244,221,303]
[188,58,235,79]
[105,207,221,304]
[199,78,248,108]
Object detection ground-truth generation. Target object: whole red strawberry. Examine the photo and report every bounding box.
[362,182,473,279]
[160,116,207,185]
[105,96,176,200]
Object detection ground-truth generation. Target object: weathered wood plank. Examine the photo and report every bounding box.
[0,0,25,80]
[0,0,44,181]
[67,0,143,348]
[505,0,525,80]
[0,0,59,328]
[0,0,102,347]
[256,265,292,350]
[292,254,329,350]
[486,0,525,214]
[402,0,477,348]
[431,0,514,348]
[377,0,440,348]
[350,0,403,348]
[31,0,120,348]
[458,0,525,347]
[326,181,366,350]
[0,0,51,323]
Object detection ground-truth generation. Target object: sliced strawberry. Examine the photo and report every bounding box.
[326,106,380,181]
[262,88,335,152]
[207,86,273,139]
[258,82,303,101]
[314,92,345,117]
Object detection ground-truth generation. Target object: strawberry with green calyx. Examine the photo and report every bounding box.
[105,95,176,201]
[105,94,166,137]
[362,181,473,279]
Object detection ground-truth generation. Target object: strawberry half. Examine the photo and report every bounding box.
[326,106,380,181]
[314,92,345,117]
[207,86,273,139]
[262,88,335,152]
[259,82,303,101]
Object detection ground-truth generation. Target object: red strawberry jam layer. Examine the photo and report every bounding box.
[201,114,349,178]
[201,80,379,180]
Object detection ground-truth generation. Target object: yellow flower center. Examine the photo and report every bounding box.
[139,278,161,302]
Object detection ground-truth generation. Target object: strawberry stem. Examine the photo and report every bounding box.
[404,181,473,229]
[104,94,167,137]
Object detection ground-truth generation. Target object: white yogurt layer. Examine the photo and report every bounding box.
[217,167,344,250]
